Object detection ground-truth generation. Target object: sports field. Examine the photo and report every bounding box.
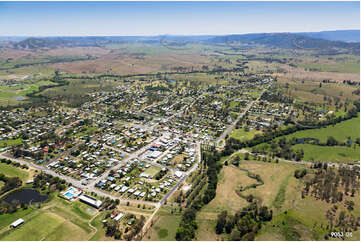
[0,197,100,241]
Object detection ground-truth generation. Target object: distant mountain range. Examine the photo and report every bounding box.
[206,32,359,52]
[297,30,359,43]
[2,30,359,53]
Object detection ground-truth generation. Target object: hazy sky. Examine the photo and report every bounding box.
[0,1,359,36]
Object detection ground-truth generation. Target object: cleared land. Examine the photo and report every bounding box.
[292,144,360,163]
[0,163,29,182]
[280,115,360,143]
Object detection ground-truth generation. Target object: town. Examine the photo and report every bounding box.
[0,1,359,241]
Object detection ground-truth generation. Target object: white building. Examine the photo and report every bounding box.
[10,218,24,228]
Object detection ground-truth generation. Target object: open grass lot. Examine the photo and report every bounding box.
[89,212,114,241]
[195,218,221,241]
[145,214,182,241]
[280,116,360,143]
[0,65,55,80]
[0,138,23,149]
[292,144,360,163]
[229,128,261,141]
[143,206,183,241]
[143,166,161,177]
[0,163,29,182]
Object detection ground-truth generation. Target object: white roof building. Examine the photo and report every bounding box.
[10,218,24,228]
[114,213,124,221]
[175,171,183,178]
[79,195,102,209]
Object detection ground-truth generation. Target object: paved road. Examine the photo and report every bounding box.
[215,89,267,147]
[140,141,202,239]
[0,152,86,188]
[102,144,130,156]
[87,136,160,188]
[45,140,85,166]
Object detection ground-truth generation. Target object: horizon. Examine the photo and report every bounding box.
[0,28,361,38]
[0,1,359,36]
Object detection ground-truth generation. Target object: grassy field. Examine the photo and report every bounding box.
[0,138,23,148]
[199,165,251,214]
[0,208,35,230]
[144,166,162,177]
[88,212,113,241]
[194,165,252,240]
[0,80,56,106]
[194,159,302,241]
[257,192,360,241]
[237,160,300,210]
[144,206,182,241]
[0,209,91,241]
[298,55,360,73]
[145,214,181,241]
[0,163,29,182]
[292,144,360,163]
[0,212,65,241]
[229,128,261,141]
[280,115,360,143]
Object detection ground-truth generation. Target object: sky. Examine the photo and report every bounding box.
[0,1,359,36]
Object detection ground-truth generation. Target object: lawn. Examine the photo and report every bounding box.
[229,128,261,141]
[0,163,29,182]
[0,138,23,148]
[292,144,360,163]
[0,208,34,230]
[0,212,64,241]
[89,213,109,241]
[144,166,161,177]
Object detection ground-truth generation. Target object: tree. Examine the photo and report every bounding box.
[215,210,227,234]
[225,219,234,234]
[244,152,249,160]
[326,136,338,146]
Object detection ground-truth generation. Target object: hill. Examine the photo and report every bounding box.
[298,30,360,43]
[206,32,359,54]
